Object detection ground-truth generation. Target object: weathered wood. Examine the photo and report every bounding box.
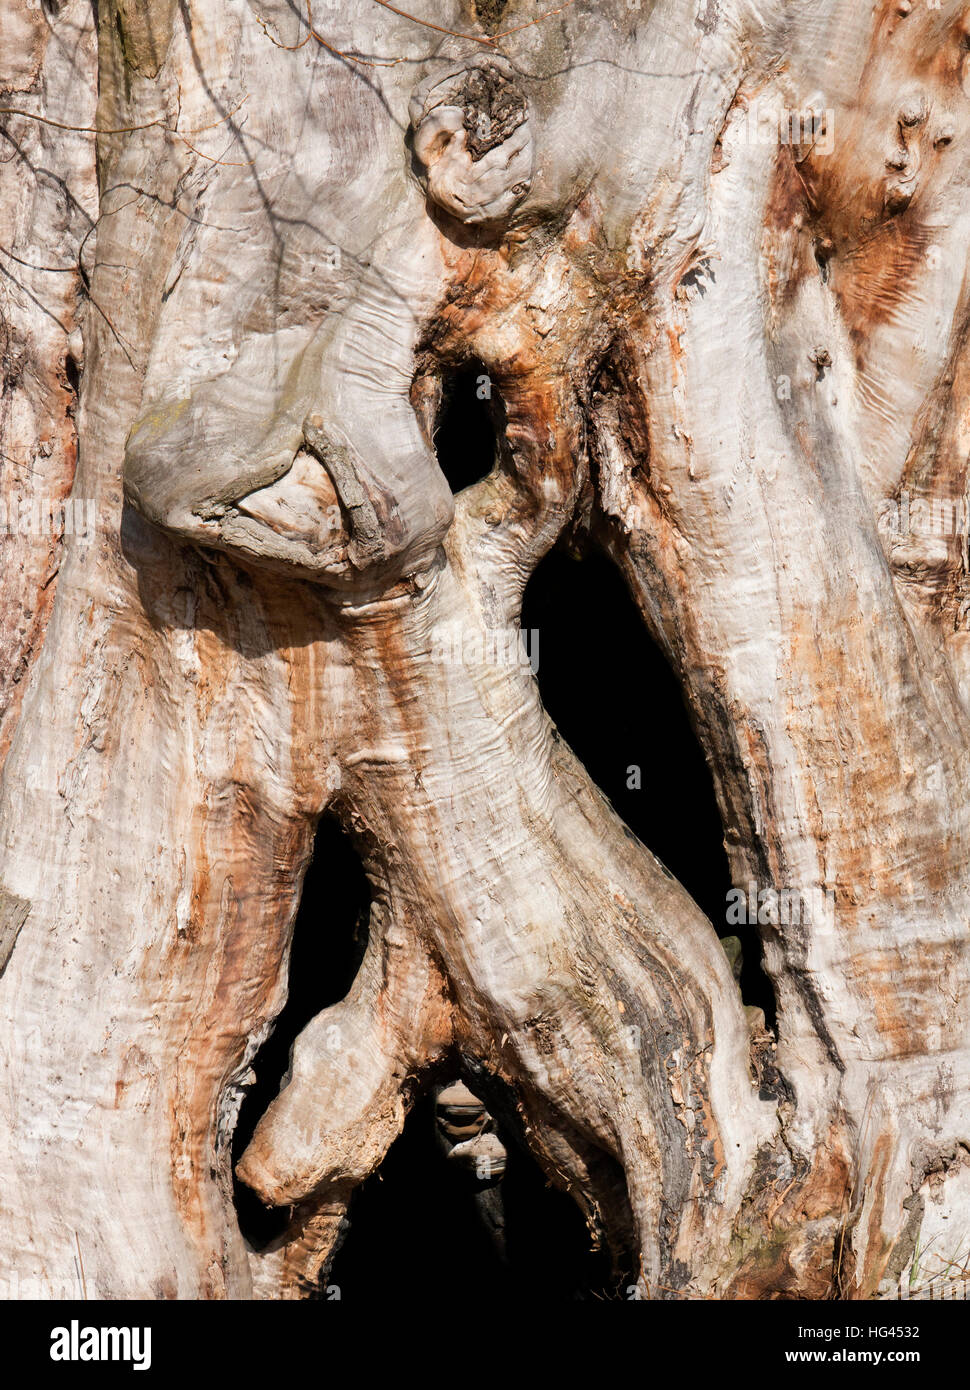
[1,0,969,1301]
[0,0,97,767]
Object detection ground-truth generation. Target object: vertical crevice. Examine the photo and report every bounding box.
[232,811,371,1249]
[328,1080,621,1301]
[521,545,777,1026]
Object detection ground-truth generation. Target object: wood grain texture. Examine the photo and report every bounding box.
[0,0,969,1300]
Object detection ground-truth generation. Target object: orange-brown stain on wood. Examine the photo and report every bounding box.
[800,0,970,353]
[727,1125,851,1299]
[761,147,814,314]
[165,805,310,1285]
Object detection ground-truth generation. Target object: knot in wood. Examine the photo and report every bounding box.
[409,57,534,228]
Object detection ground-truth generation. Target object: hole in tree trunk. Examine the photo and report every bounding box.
[233,815,628,1295]
[64,353,80,395]
[520,546,777,1027]
[233,548,777,1280]
[328,1086,624,1302]
[232,811,371,1249]
[433,363,500,494]
[473,0,509,34]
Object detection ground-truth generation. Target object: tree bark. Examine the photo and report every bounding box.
[2,0,970,1301]
[0,0,96,766]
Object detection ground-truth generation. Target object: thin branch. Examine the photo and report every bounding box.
[0,97,249,146]
[0,110,167,136]
[369,0,495,45]
[254,0,313,51]
[256,0,409,68]
[256,0,577,69]
[369,0,578,47]
[173,133,254,167]
[493,1,578,40]
[74,1232,88,1301]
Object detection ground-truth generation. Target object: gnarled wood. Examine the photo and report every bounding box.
[1,0,969,1302]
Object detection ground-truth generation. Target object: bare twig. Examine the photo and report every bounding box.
[493,1,578,40]
[0,97,249,151]
[74,1231,88,1300]
[256,0,578,68]
[256,0,408,68]
[370,0,495,44]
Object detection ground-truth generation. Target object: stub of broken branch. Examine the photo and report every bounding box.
[409,57,534,229]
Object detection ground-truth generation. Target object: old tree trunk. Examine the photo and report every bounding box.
[2,0,970,1302]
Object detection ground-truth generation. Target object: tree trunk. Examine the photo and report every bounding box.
[2,0,970,1301]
